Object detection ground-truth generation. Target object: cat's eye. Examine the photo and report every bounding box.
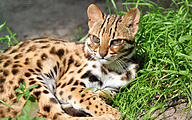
[92,35,100,44]
[110,39,123,46]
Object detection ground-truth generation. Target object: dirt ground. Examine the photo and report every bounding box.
[0,0,192,119]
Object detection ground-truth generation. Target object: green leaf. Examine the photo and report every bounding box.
[179,35,192,42]
[15,88,21,92]
[0,116,11,120]
[79,87,95,95]
[29,84,38,90]
[176,52,192,60]
[6,25,18,43]
[79,34,88,41]
[16,115,35,120]
[0,100,12,108]
[21,97,39,118]
[35,118,46,120]
[17,93,23,101]
[0,21,6,31]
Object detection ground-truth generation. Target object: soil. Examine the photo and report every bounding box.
[0,0,191,119]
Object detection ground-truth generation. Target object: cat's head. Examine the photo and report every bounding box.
[85,4,140,65]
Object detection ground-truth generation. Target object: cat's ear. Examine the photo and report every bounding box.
[87,4,104,29]
[121,8,140,35]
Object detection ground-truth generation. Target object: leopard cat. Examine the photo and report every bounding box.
[0,4,140,120]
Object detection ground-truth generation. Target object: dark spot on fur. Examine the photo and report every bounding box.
[75,61,81,67]
[86,106,90,110]
[57,83,61,87]
[77,68,83,73]
[85,54,94,60]
[71,87,76,91]
[10,49,18,54]
[3,70,9,76]
[33,91,41,98]
[0,76,5,83]
[18,78,24,84]
[37,77,43,80]
[54,66,57,74]
[12,69,18,75]
[81,71,102,86]
[37,60,42,69]
[68,95,72,100]
[61,83,66,88]
[14,61,20,63]
[29,78,34,80]
[95,105,98,108]
[14,86,19,91]
[79,89,84,93]
[3,60,12,68]
[80,82,86,88]
[50,47,56,54]
[0,89,4,93]
[24,58,30,65]
[43,90,49,94]
[29,81,36,85]
[73,80,79,86]
[7,108,11,112]
[56,49,64,59]
[9,94,14,99]
[100,66,108,75]
[79,99,83,103]
[13,99,17,103]
[14,53,23,59]
[67,78,74,85]
[59,91,63,95]
[92,64,97,68]
[89,75,100,82]
[35,68,41,72]
[26,45,36,53]
[43,106,51,112]
[13,64,22,68]
[18,41,30,48]
[68,56,74,65]
[50,98,58,104]
[13,111,18,116]
[41,53,48,60]
[3,48,9,53]
[41,44,50,49]
[81,94,85,97]
[9,80,13,84]
[81,70,91,79]
[36,84,41,89]
[25,72,31,77]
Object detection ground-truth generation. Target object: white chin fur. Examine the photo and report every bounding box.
[98,59,109,64]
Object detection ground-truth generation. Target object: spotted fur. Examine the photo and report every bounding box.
[0,4,140,120]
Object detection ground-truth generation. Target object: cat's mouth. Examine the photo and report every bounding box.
[98,58,113,65]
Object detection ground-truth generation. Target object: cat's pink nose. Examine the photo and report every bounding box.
[99,50,108,58]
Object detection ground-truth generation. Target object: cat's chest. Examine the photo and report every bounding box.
[79,61,129,92]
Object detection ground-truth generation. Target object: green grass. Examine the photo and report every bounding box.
[1,0,192,119]
[110,0,192,119]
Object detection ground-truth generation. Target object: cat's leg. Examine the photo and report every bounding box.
[55,80,121,120]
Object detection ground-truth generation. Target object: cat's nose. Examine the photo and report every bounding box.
[99,50,108,58]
